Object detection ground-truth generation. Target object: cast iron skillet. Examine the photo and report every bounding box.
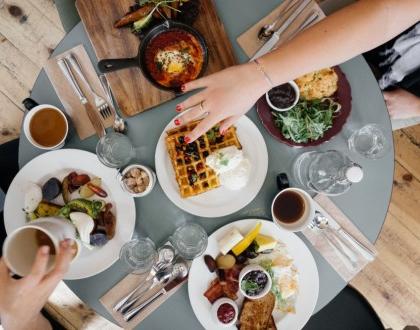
[98,20,208,93]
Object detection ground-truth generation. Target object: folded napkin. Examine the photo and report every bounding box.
[44,44,114,140]
[237,0,325,58]
[302,194,377,282]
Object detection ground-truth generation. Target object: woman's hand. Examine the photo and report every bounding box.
[175,62,270,142]
[384,89,420,120]
[0,240,74,330]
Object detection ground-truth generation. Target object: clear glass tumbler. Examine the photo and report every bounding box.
[348,124,390,159]
[170,223,208,260]
[119,238,158,274]
[96,132,134,168]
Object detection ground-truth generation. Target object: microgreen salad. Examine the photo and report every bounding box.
[272,97,341,143]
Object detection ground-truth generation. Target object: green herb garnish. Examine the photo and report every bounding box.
[241,279,261,294]
[272,97,341,143]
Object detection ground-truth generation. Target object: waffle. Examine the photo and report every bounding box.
[165,120,242,198]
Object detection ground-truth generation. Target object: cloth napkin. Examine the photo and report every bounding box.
[44,44,114,140]
[302,194,377,282]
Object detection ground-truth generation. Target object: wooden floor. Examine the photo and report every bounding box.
[0,1,419,329]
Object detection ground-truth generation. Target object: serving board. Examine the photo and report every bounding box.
[76,0,237,117]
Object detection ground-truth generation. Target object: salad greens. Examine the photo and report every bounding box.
[272,97,341,143]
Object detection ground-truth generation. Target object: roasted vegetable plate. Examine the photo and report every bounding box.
[4,149,136,279]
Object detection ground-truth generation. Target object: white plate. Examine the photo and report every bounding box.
[188,219,319,330]
[3,149,136,280]
[155,116,268,217]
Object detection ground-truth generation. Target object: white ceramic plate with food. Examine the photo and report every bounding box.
[155,116,268,218]
[188,219,319,330]
[3,149,136,280]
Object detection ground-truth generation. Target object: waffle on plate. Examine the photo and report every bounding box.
[165,120,242,198]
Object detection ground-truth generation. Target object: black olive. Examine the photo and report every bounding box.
[244,250,259,259]
[204,255,217,273]
[235,253,247,264]
[42,178,62,201]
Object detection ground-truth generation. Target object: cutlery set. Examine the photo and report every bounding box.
[58,53,125,137]
[252,0,320,60]
[113,245,189,322]
[309,211,376,271]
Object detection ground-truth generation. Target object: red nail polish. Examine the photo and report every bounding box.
[174,119,181,126]
[176,105,182,112]
[185,136,191,143]
[181,85,186,92]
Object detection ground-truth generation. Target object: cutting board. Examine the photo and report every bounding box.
[76,0,237,117]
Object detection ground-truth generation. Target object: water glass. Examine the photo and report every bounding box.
[170,223,208,260]
[348,124,389,159]
[96,132,134,168]
[119,238,157,274]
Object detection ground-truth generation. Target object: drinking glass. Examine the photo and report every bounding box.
[170,223,208,260]
[96,132,134,168]
[119,237,157,274]
[348,124,389,159]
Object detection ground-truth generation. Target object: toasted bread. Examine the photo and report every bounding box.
[239,292,276,330]
[266,316,277,330]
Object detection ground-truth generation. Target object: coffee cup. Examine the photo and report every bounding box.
[23,102,68,150]
[271,187,315,232]
[2,217,81,277]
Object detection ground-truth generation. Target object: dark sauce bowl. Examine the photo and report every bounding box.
[239,264,272,300]
[266,80,300,112]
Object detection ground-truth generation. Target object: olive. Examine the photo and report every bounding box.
[42,178,62,201]
[235,253,247,264]
[204,255,217,273]
[244,250,259,259]
[216,254,236,270]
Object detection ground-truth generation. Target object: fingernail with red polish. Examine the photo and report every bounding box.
[185,136,191,143]
[220,129,226,136]
[174,119,181,126]
[181,85,186,92]
[176,105,182,112]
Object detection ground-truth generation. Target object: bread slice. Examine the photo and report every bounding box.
[266,316,277,330]
[239,292,276,330]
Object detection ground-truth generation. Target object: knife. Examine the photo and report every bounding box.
[123,277,185,322]
[251,0,313,60]
[57,58,106,138]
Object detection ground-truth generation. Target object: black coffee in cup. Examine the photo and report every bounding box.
[273,190,306,224]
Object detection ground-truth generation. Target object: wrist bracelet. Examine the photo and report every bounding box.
[253,58,274,88]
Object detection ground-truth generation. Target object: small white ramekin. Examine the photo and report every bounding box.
[266,80,300,112]
[239,264,272,300]
[120,164,156,197]
[211,297,238,328]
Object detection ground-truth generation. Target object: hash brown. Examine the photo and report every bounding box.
[295,68,338,100]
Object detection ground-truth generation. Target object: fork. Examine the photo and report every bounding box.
[66,53,113,119]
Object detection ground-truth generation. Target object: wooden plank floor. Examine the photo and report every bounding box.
[0,1,419,329]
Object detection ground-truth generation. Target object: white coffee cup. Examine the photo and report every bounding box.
[23,104,68,150]
[2,217,81,277]
[271,187,315,232]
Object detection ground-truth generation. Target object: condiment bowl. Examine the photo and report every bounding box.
[239,264,272,300]
[119,164,156,197]
[266,80,300,112]
[211,297,238,328]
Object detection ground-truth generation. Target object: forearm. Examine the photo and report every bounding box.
[260,0,420,87]
[1,312,51,330]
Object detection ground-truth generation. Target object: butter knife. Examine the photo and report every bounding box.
[57,58,106,138]
[251,0,312,60]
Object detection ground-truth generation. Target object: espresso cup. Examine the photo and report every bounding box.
[2,217,81,277]
[23,104,68,150]
[271,187,315,232]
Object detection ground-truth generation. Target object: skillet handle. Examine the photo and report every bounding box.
[97,57,138,73]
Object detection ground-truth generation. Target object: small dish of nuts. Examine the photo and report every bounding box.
[120,164,156,197]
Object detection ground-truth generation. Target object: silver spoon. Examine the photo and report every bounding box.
[309,212,357,270]
[146,245,176,281]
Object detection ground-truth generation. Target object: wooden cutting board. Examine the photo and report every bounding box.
[76,0,236,117]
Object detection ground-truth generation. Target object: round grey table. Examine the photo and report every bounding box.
[19,1,394,328]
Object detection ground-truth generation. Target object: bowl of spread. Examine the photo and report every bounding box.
[211,298,238,327]
[266,81,300,112]
[239,264,272,300]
